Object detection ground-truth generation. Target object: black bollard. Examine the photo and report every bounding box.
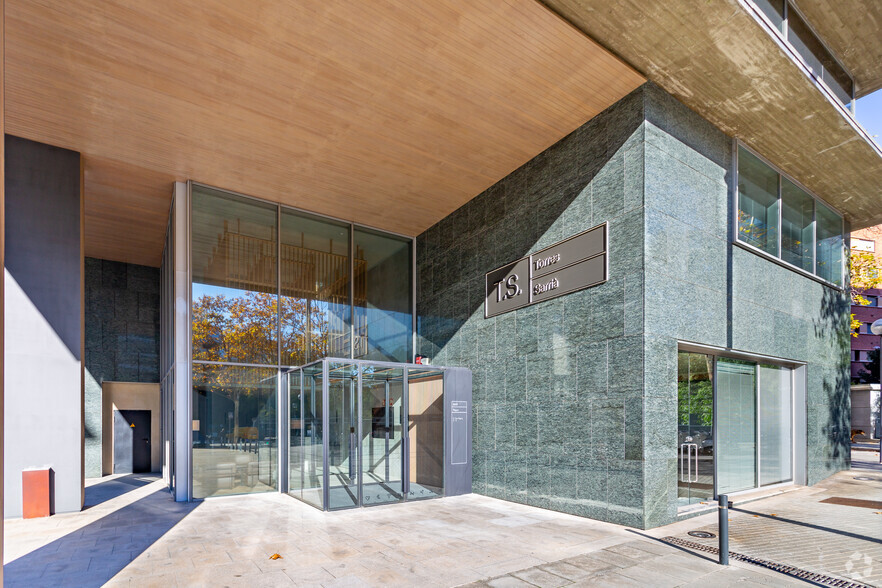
[718,494,729,565]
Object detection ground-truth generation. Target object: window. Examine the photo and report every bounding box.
[852,238,875,253]
[862,296,879,307]
[780,178,814,272]
[747,0,854,108]
[816,201,843,286]
[738,148,779,256]
[737,146,844,285]
[753,0,784,32]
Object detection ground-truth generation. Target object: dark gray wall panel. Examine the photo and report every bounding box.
[84,258,160,477]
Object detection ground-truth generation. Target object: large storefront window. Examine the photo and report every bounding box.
[192,364,277,498]
[677,350,795,506]
[192,187,278,365]
[737,145,844,285]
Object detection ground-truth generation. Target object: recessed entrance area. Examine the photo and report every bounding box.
[102,382,161,476]
[677,349,806,508]
[287,358,470,511]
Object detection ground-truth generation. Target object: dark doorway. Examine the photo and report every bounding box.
[114,410,151,474]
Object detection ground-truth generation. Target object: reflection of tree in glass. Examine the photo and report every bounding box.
[678,353,713,427]
[192,292,330,365]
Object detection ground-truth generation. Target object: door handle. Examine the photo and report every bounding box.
[689,443,698,483]
[680,443,698,483]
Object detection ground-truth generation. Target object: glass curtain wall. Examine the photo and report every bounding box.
[188,184,414,499]
[281,211,351,366]
[353,228,413,363]
[160,212,176,492]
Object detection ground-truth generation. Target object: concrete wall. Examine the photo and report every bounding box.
[416,83,851,529]
[101,382,161,474]
[84,258,160,477]
[4,135,82,518]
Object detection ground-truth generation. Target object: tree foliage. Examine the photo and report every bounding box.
[192,291,333,439]
[849,250,882,337]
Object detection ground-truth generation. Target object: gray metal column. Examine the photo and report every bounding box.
[172,181,191,502]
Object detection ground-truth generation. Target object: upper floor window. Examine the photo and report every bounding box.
[737,145,844,286]
[858,295,879,307]
[750,0,854,109]
[852,238,875,253]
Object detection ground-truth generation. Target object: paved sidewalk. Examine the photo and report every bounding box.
[648,451,882,587]
[3,459,879,587]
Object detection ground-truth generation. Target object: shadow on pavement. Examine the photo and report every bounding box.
[84,474,159,509]
[623,528,718,563]
[4,486,196,587]
[732,507,882,545]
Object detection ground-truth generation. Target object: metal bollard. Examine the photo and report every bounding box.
[718,494,729,565]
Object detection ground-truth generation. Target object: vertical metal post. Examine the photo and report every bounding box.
[322,360,329,511]
[403,368,410,499]
[357,364,363,507]
[718,494,729,565]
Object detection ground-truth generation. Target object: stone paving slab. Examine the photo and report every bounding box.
[649,454,882,587]
[5,465,878,587]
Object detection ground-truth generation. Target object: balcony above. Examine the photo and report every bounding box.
[542,0,882,230]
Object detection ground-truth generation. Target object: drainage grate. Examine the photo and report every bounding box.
[660,536,874,588]
[820,497,882,509]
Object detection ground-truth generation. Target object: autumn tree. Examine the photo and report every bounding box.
[849,249,882,336]
[192,290,337,441]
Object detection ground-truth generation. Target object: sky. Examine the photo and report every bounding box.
[856,89,882,145]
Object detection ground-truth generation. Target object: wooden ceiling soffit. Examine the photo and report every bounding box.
[5,0,644,267]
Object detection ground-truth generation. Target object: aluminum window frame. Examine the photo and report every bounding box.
[734,140,846,290]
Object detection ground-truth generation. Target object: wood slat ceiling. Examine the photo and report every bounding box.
[5,0,644,267]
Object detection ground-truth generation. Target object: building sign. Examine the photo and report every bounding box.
[484,223,607,318]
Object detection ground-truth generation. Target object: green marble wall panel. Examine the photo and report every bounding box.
[417,81,849,529]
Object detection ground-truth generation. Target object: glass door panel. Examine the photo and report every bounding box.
[301,364,324,509]
[327,362,358,510]
[677,352,715,506]
[759,364,793,486]
[360,366,404,505]
[407,368,445,500]
[717,358,757,494]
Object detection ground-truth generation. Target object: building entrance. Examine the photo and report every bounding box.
[677,352,715,506]
[287,358,467,511]
[677,350,797,509]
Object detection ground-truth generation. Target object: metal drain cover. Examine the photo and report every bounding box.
[687,530,716,539]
